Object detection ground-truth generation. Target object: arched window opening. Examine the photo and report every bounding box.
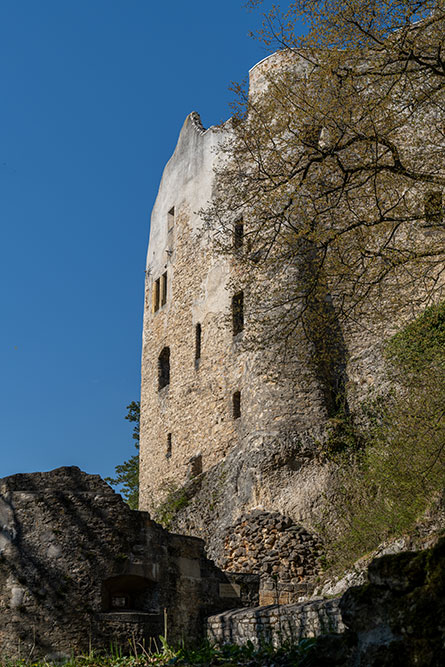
[158,347,170,390]
[233,391,241,419]
[232,291,244,336]
[102,575,159,613]
[195,323,202,362]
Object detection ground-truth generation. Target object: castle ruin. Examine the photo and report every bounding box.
[139,53,339,513]
[139,48,444,578]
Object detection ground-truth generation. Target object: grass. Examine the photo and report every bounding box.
[0,637,318,667]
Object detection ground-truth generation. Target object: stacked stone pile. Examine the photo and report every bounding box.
[220,510,323,584]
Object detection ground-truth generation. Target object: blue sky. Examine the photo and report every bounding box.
[0,0,268,481]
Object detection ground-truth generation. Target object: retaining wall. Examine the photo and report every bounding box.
[207,598,344,647]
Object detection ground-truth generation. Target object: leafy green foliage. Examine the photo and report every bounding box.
[105,401,140,510]
[386,302,445,374]
[321,407,363,459]
[322,303,445,570]
[204,1,445,354]
[152,482,191,529]
[173,637,318,666]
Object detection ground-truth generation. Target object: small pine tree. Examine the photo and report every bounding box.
[106,401,140,509]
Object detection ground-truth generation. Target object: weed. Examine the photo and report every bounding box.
[0,636,319,666]
[152,483,191,529]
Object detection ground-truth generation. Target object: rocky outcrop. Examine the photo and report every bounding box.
[167,429,333,566]
[303,538,445,666]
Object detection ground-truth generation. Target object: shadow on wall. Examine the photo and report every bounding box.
[101,575,159,612]
[0,468,156,656]
[207,598,344,648]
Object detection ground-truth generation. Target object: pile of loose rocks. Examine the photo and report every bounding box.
[220,510,324,584]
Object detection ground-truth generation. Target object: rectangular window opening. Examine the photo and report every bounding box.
[166,433,172,459]
[158,347,170,390]
[233,219,244,249]
[152,278,160,313]
[161,271,168,306]
[232,291,244,336]
[424,191,443,226]
[233,391,241,419]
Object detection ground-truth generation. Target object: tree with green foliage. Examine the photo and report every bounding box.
[204,0,445,351]
[106,401,140,509]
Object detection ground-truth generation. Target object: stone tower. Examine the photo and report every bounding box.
[138,54,331,514]
[138,43,445,573]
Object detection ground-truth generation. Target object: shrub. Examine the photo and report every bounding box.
[322,302,445,570]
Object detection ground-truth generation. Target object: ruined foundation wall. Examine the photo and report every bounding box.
[0,467,240,660]
[208,598,344,648]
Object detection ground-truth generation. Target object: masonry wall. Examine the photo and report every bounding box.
[0,467,241,660]
[207,598,344,647]
[139,104,328,512]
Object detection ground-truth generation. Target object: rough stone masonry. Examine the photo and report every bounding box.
[221,510,324,605]
[0,467,242,660]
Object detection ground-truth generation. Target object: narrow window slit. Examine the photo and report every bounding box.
[232,291,244,336]
[233,391,241,419]
[161,271,168,306]
[195,323,202,362]
[233,219,244,249]
[166,433,172,459]
[302,124,322,148]
[167,207,175,234]
[424,191,443,226]
[158,347,170,390]
[152,279,160,313]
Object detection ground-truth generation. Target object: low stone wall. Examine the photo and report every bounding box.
[207,598,344,647]
[210,539,445,665]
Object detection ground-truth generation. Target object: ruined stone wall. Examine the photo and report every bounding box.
[208,539,445,665]
[0,467,241,660]
[220,511,323,605]
[208,598,344,648]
